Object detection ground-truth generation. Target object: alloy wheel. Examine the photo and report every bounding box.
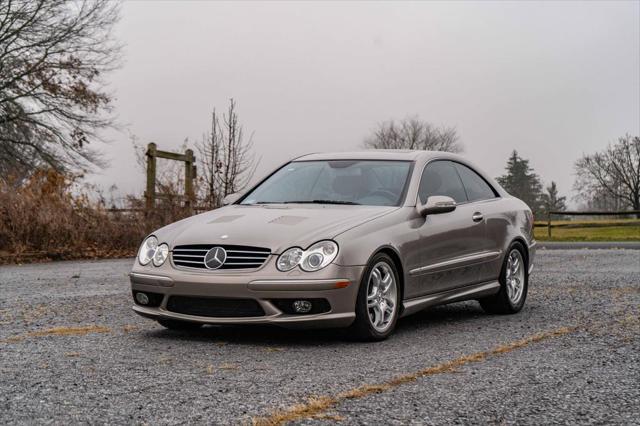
[505,249,525,305]
[366,262,398,332]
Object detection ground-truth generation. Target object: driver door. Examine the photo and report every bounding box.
[409,160,488,296]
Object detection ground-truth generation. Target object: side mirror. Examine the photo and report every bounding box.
[417,195,456,216]
[222,193,241,206]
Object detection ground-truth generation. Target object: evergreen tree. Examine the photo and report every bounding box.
[496,151,543,215]
[541,181,567,215]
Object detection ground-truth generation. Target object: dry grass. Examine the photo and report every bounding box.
[25,325,111,337]
[0,169,191,264]
[122,324,137,333]
[251,326,576,426]
[219,363,240,370]
[1,324,111,343]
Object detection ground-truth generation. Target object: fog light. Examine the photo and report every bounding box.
[135,292,150,305]
[292,300,312,313]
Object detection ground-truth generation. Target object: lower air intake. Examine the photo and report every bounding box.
[166,296,265,318]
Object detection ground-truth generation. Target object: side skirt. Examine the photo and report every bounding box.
[400,280,500,317]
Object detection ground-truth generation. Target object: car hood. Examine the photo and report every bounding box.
[155,204,397,253]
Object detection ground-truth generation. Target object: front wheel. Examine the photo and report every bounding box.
[479,242,528,314]
[349,253,401,341]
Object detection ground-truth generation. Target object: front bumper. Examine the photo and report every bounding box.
[129,262,364,329]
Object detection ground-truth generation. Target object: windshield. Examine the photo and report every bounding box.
[240,160,412,207]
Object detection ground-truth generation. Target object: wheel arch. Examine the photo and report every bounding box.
[508,237,530,272]
[366,245,405,302]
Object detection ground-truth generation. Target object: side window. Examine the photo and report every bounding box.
[418,161,467,204]
[453,162,497,202]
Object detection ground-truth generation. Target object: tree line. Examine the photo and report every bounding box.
[0,1,638,217]
[494,135,639,216]
[364,117,639,216]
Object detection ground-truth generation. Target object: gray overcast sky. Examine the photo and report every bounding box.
[92,1,640,206]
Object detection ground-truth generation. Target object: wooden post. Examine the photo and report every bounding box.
[146,143,199,215]
[547,211,552,239]
[191,164,197,211]
[145,143,157,212]
[184,149,195,213]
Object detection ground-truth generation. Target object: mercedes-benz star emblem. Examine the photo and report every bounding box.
[204,246,227,270]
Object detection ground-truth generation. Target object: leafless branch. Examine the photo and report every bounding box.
[196,99,258,208]
[0,0,122,177]
[363,116,463,153]
[573,135,640,213]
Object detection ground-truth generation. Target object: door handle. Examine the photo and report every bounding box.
[472,212,483,222]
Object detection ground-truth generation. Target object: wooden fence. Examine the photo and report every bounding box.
[538,210,640,238]
[145,142,197,213]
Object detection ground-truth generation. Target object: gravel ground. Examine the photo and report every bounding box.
[0,250,638,425]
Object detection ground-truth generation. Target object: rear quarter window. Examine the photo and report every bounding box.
[453,162,498,202]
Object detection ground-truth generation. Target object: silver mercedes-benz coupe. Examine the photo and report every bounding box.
[130,150,535,340]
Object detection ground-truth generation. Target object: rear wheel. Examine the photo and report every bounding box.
[349,253,400,341]
[480,242,528,314]
[157,319,203,331]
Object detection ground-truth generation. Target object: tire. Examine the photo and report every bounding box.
[479,241,528,314]
[157,319,203,331]
[349,253,401,341]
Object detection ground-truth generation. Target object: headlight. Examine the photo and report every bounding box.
[152,244,169,266]
[137,236,158,266]
[277,247,304,271]
[277,240,338,272]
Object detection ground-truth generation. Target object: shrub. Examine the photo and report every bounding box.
[0,169,189,263]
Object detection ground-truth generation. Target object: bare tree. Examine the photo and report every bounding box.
[363,116,463,153]
[197,99,258,208]
[578,187,626,212]
[0,0,121,177]
[574,135,640,215]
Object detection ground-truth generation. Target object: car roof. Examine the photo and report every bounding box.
[293,150,447,162]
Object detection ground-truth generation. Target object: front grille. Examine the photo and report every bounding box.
[166,296,265,317]
[171,244,271,270]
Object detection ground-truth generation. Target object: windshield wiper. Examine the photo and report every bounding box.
[283,200,361,205]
